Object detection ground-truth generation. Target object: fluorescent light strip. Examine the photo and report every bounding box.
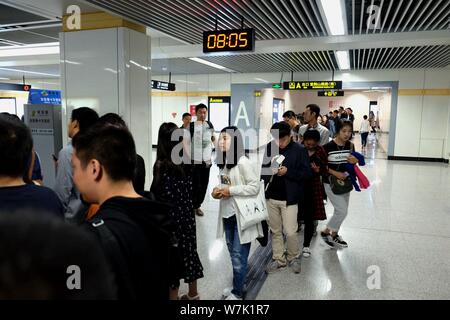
[129,60,149,70]
[336,51,350,70]
[189,57,236,72]
[319,0,346,36]
[0,67,59,77]
[104,68,118,74]
[254,78,270,83]
[0,42,60,58]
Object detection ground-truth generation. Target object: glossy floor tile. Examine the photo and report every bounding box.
[157,132,450,300]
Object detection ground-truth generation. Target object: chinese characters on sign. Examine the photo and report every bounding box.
[283,81,343,90]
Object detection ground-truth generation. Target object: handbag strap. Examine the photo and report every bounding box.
[90,217,136,299]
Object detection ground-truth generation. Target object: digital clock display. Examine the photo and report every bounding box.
[203,28,255,53]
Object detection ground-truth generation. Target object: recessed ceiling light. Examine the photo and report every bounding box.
[0,42,59,58]
[336,51,350,70]
[0,67,59,77]
[318,0,347,36]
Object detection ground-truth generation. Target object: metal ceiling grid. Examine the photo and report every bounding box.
[87,0,330,43]
[350,0,450,34]
[350,45,450,69]
[87,0,450,44]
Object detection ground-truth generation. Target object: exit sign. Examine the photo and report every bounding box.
[272,84,282,89]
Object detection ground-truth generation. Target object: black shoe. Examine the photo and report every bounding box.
[332,235,348,248]
[321,232,334,248]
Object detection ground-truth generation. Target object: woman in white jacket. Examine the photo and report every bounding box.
[212,126,264,300]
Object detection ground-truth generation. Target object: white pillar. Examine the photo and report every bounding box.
[60,26,152,188]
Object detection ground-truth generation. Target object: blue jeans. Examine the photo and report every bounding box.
[223,215,251,299]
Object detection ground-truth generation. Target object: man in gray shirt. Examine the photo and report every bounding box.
[54,107,98,223]
[298,104,330,146]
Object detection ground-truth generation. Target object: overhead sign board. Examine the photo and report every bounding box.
[318,90,345,97]
[283,81,342,90]
[203,28,255,53]
[151,80,175,91]
[0,83,31,91]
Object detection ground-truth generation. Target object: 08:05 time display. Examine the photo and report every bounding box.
[207,32,248,49]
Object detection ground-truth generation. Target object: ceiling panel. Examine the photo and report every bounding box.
[87,0,450,44]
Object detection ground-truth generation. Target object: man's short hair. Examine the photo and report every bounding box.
[306,104,321,118]
[72,125,137,182]
[71,107,99,133]
[195,103,208,113]
[303,129,321,142]
[363,115,368,120]
[182,113,191,119]
[0,115,33,178]
[271,121,292,139]
[282,110,296,119]
[97,113,126,128]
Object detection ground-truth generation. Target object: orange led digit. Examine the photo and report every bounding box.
[238,32,248,47]
[207,34,216,49]
[217,33,226,48]
[229,33,238,48]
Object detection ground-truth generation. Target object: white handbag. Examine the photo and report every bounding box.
[233,180,268,231]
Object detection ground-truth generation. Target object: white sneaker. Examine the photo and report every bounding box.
[222,287,232,298]
[225,293,242,300]
[302,247,311,258]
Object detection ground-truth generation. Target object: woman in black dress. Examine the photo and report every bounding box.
[151,122,204,300]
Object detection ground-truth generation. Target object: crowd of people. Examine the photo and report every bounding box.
[0,102,368,300]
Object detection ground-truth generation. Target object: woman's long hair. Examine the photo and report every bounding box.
[153,123,186,190]
[216,126,246,170]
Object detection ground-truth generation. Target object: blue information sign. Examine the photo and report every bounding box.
[28,89,62,105]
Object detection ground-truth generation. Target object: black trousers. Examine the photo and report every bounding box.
[192,164,211,210]
[302,200,315,248]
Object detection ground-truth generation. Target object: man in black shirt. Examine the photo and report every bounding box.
[72,124,173,300]
[0,115,63,217]
[261,121,311,275]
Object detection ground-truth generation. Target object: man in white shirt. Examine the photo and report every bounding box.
[298,104,330,146]
[360,115,370,151]
[189,104,215,216]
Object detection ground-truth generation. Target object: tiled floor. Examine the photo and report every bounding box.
[172,133,450,300]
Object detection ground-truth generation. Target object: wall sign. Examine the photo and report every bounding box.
[283,81,342,90]
[28,89,62,104]
[208,96,231,131]
[203,28,255,53]
[151,80,176,91]
[318,90,345,97]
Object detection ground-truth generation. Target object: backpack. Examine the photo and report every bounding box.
[189,120,214,138]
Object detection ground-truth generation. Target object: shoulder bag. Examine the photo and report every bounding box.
[233,180,268,231]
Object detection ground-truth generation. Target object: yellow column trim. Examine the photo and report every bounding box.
[398,89,450,96]
[62,11,146,34]
[151,91,231,97]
